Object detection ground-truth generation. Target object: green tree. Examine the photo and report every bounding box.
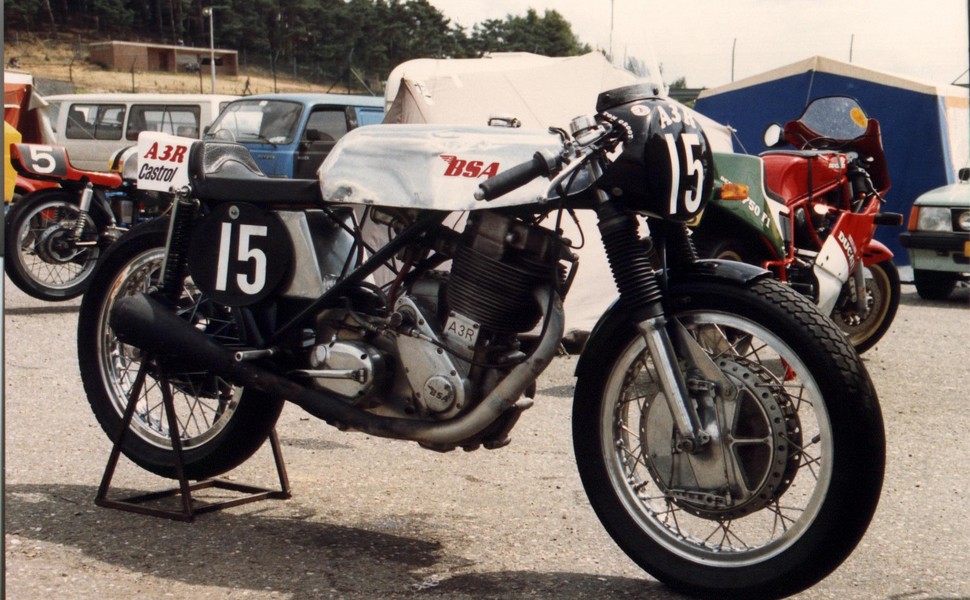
[9,0,597,93]
[469,9,590,57]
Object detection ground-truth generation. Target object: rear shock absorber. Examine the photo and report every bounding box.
[159,195,199,305]
[72,182,95,242]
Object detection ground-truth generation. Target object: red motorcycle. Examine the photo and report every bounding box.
[693,96,903,353]
[4,143,162,301]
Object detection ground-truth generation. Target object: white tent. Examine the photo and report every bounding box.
[380,52,733,334]
[384,52,733,150]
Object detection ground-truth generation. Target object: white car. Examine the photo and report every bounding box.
[899,168,970,299]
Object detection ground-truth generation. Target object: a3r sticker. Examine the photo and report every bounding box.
[136,131,194,192]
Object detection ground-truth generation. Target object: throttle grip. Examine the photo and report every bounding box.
[475,150,561,201]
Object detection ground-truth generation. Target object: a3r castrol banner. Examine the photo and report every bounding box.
[136,131,195,193]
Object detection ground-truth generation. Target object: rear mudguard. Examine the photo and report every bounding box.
[862,238,894,266]
[575,259,771,378]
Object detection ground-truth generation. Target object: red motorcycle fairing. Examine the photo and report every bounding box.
[14,174,59,195]
[777,115,891,196]
[826,210,878,272]
[10,143,122,188]
[761,151,847,204]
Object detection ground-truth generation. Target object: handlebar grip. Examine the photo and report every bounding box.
[475,150,561,201]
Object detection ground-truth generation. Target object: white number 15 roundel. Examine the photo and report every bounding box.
[188,203,291,306]
[663,132,706,216]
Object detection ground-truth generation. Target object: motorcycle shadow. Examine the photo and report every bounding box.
[3,304,81,316]
[5,483,673,599]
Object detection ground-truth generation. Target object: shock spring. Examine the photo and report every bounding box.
[159,197,198,305]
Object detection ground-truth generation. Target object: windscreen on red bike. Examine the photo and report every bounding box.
[795,96,869,143]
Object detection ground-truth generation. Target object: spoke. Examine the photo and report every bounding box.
[767,499,802,535]
[704,519,751,551]
[102,260,246,451]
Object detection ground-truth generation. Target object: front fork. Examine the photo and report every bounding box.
[638,317,710,451]
[849,261,869,317]
[592,185,734,454]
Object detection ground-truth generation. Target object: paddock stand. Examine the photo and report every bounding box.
[95,358,291,522]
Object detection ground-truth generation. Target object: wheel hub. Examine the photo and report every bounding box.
[837,285,874,327]
[641,358,802,519]
[36,225,84,264]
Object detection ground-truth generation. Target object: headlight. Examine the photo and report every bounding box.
[957,210,970,232]
[915,206,952,232]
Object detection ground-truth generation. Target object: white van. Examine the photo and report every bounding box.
[44,93,237,171]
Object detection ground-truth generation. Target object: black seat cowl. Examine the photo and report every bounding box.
[188,141,321,204]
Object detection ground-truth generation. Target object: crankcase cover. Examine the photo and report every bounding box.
[309,340,385,401]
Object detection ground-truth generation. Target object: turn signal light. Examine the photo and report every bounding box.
[719,183,749,200]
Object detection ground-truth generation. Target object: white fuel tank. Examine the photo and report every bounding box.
[318,124,563,211]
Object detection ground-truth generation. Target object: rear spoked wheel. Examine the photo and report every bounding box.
[4,190,102,301]
[77,220,285,480]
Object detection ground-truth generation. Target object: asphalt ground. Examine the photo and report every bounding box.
[3,275,969,599]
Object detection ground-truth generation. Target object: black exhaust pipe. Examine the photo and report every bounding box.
[110,293,362,422]
[109,291,563,445]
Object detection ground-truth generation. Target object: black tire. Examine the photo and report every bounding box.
[913,269,957,300]
[77,219,285,480]
[4,189,102,301]
[832,260,900,354]
[573,277,884,599]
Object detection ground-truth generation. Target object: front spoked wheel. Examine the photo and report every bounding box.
[573,278,884,599]
[833,260,900,353]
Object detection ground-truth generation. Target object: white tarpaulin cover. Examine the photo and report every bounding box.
[384,52,734,150]
[380,52,734,333]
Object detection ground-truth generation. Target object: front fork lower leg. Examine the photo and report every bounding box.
[638,316,710,452]
[851,261,869,317]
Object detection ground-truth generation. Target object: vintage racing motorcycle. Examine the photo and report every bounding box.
[691,96,903,353]
[5,143,164,300]
[77,83,885,599]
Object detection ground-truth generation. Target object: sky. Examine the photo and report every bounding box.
[428,0,970,90]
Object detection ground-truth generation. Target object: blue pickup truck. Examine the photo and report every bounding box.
[205,92,385,178]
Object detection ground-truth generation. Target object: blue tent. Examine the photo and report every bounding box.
[694,56,969,265]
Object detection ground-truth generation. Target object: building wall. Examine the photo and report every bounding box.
[88,42,238,76]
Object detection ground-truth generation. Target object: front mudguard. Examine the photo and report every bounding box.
[574,259,771,378]
[862,238,894,266]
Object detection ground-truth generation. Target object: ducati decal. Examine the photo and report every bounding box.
[836,229,859,271]
[440,155,500,178]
